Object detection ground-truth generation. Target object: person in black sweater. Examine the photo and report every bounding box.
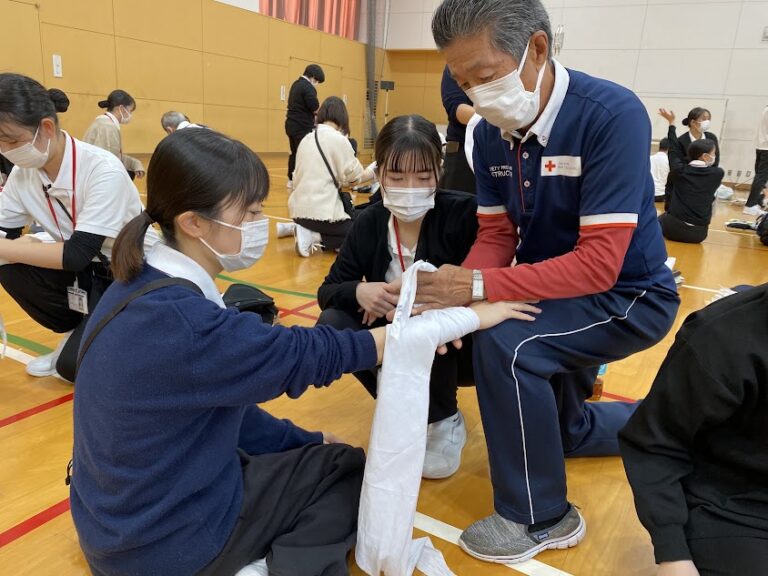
[285,64,324,187]
[658,109,723,243]
[619,284,768,576]
[317,115,480,480]
[439,65,476,194]
[663,107,720,201]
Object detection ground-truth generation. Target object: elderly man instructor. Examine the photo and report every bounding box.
[418,0,681,564]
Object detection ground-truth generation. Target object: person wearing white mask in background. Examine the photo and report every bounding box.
[288,96,375,256]
[412,0,680,564]
[83,89,145,181]
[316,115,484,479]
[70,126,529,576]
[0,73,153,382]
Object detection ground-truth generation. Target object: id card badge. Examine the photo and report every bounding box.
[67,279,89,314]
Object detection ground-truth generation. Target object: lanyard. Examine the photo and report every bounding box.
[392,218,407,273]
[44,135,77,241]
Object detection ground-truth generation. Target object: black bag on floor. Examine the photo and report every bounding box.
[757,213,768,246]
[223,283,279,325]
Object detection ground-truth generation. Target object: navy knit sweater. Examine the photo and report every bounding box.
[71,265,377,575]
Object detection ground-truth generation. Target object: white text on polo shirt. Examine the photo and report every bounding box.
[489,165,513,178]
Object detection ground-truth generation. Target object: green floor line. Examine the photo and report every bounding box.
[7,334,52,355]
[217,274,316,300]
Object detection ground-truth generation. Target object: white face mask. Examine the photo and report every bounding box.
[200,218,269,272]
[698,119,711,132]
[1,125,51,169]
[465,39,546,136]
[382,186,435,223]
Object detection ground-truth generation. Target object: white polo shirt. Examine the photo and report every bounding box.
[0,132,154,258]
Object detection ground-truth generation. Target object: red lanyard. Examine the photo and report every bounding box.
[44,135,77,241]
[392,218,407,273]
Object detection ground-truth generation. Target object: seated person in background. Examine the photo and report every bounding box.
[317,115,479,479]
[650,138,670,202]
[620,284,768,576]
[161,111,203,134]
[658,109,723,244]
[288,96,374,257]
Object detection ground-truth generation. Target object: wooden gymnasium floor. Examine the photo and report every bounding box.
[1,153,766,575]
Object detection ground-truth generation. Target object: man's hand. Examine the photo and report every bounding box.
[414,264,473,311]
[658,561,700,576]
[323,432,345,445]
[658,108,675,125]
[357,281,400,326]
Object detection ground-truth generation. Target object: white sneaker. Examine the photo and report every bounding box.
[294,224,323,257]
[26,331,72,377]
[743,205,766,217]
[276,221,296,238]
[286,180,293,190]
[423,411,467,479]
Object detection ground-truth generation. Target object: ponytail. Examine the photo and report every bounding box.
[111,212,154,282]
[98,89,136,112]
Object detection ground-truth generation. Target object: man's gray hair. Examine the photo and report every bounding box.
[432,0,552,61]
[161,110,189,131]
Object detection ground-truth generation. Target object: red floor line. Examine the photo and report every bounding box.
[0,393,74,429]
[601,391,637,403]
[0,498,70,549]
[279,299,319,317]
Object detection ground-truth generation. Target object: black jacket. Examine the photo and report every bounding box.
[285,77,319,136]
[677,130,720,167]
[318,191,478,312]
[666,125,723,226]
[619,284,768,564]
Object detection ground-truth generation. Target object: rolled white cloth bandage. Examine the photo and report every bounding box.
[356,261,479,576]
[0,312,6,359]
[464,113,483,174]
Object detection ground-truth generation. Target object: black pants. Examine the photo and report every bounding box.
[439,143,476,195]
[0,262,112,381]
[287,131,310,181]
[294,217,354,251]
[689,536,768,576]
[659,212,708,244]
[198,444,365,576]
[317,307,473,423]
[747,149,768,207]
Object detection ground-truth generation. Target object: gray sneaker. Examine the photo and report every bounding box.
[459,505,585,564]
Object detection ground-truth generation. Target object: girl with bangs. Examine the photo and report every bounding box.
[71,126,529,576]
[317,114,479,481]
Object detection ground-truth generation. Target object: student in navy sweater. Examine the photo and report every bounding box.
[70,128,533,576]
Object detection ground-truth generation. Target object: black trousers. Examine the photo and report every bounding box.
[689,536,768,576]
[747,149,768,207]
[439,143,476,195]
[0,262,112,381]
[317,307,473,423]
[287,130,311,181]
[659,212,708,244]
[197,444,365,576]
[294,217,354,251]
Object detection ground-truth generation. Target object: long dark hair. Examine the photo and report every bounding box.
[687,138,716,162]
[682,107,710,127]
[98,89,136,111]
[0,73,66,133]
[111,129,270,282]
[374,115,443,184]
[316,96,350,135]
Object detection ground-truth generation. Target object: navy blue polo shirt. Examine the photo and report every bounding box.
[473,65,671,291]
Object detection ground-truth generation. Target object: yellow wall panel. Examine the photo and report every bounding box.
[116,38,203,103]
[58,93,105,143]
[41,24,116,95]
[268,19,321,66]
[320,34,364,81]
[0,0,43,80]
[113,0,202,51]
[204,105,268,152]
[121,99,205,154]
[267,109,289,153]
[204,53,267,109]
[38,0,114,35]
[341,77,365,117]
[202,0,269,63]
[267,64,290,112]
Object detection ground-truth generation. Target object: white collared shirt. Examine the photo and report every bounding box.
[177,121,203,131]
[146,242,226,309]
[384,215,416,283]
[0,132,154,257]
[508,59,570,149]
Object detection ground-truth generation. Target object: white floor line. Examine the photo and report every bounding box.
[4,346,34,365]
[414,512,574,576]
[265,214,293,222]
[680,284,722,294]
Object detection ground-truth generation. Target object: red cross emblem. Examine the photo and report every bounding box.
[545,160,557,172]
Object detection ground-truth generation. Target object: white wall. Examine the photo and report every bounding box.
[385,0,768,180]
